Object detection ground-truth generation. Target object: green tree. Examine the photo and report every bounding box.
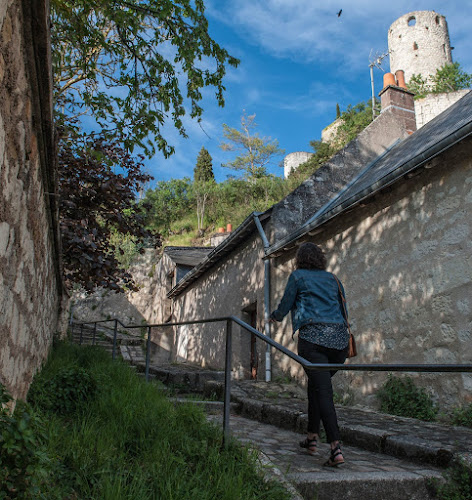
[194,147,215,182]
[220,113,285,180]
[193,147,215,232]
[336,103,341,119]
[408,62,472,99]
[143,178,194,236]
[432,62,472,93]
[58,132,158,292]
[52,0,238,291]
[338,100,374,143]
[52,0,239,157]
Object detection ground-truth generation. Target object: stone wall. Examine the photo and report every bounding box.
[171,232,266,378]
[415,90,470,129]
[271,137,472,410]
[0,0,65,401]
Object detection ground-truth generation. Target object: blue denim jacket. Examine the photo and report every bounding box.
[270,269,348,334]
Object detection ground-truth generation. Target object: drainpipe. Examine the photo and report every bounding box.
[253,214,272,382]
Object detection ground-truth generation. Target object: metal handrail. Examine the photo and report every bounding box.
[70,316,472,447]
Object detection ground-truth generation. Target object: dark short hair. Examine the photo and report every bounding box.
[295,243,327,270]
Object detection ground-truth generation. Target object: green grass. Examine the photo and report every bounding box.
[21,341,290,500]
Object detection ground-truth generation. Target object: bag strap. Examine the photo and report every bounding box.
[333,274,352,335]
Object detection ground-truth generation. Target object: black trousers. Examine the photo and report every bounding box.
[297,338,348,443]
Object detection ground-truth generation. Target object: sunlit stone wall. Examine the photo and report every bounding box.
[272,137,472,409]
[0,0,65,400]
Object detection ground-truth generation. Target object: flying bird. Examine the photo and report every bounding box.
[337,9,342,17]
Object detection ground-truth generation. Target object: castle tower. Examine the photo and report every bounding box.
[388,11,452,84]
[283,152,314,178]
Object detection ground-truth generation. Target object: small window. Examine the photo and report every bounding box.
[413,42,418,50]
[435,15,440,25]
[408,16,416,26]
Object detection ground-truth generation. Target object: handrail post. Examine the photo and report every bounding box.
[92,322,97,345]
[79,324,83,345]
[112,320,118,360]
[222,318,233,448]
[145,326,152,382]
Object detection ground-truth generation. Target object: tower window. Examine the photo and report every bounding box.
[435,16,440,25]
[413,42,418,50]
[408,16,416,26]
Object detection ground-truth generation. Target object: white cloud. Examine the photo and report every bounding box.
[209,1,472,73]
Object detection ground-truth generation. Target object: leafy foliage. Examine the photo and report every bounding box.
[29,366,97,416]
[434,459,472,500]
[377,375,438,421]
[407,73,430,99]
[408,62,472,99]
[288,140,338,182]
[194,147,216,231]
[338,100,375,143]
[220,112,285,180]
[52,0,239,157]
[451,403,472,428]
[433,62,472,93]
[58,131,160,292]
[142,98,379,244]
[0,385,50,499]
[142,178,194,236]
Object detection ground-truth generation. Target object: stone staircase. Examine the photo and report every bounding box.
[70,329,472,500]
[69,323,144,363]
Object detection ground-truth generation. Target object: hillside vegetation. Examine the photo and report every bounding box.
[137,101,375,252]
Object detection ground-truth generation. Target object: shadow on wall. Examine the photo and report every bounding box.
[170,241,266,378]
[270,139,472,410]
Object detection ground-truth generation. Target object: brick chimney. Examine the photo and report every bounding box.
[378,71,416,134]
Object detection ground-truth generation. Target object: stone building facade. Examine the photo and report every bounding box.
[150,88,472,410]
[0,0,65,400]
[270,133,472,409]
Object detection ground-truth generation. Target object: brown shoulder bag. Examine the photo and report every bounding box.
[333,275,357,358]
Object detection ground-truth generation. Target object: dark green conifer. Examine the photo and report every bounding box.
[194,147,215,182]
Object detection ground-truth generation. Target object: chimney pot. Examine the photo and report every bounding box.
[395,70,407,89]
[218,227,225,233]
[226,224,232,232]
[383,72,396,88]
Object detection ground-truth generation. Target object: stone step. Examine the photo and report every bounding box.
[208,413,443,500]
[204,379,472,470]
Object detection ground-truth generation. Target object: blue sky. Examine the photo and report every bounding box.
[144,0,472,185]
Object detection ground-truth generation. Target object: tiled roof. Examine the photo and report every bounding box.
[164,246,214,267]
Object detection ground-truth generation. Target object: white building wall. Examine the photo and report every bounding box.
[415,90,470,129]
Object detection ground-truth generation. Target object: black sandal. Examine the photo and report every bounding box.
[299,436,317,455]
[324,444,345,467]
